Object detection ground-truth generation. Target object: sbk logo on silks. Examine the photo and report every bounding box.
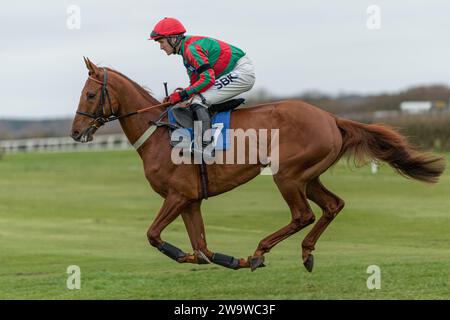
[214,73,239,90]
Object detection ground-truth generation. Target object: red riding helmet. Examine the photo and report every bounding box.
[149,17,186,40]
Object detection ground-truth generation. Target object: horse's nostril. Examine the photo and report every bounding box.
[71,130,81,140]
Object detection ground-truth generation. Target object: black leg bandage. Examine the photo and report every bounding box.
[158,242,187,262]
[211,252,240,269]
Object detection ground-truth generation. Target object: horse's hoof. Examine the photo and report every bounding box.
[249,256,265,271]
[196,250,212,264]
[303,254,314,272]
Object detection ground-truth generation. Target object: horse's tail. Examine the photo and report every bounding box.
[335,117,445,184]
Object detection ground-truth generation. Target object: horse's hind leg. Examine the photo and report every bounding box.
[302,177,345,272]
[249,178,316,271]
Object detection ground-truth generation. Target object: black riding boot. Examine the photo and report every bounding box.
[191,103,214,158]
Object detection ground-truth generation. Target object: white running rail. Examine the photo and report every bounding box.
[0,134,131,154]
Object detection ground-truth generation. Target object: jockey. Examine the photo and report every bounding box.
[149,17,255,158]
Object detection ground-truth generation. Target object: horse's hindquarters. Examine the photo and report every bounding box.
[229,101,343,181]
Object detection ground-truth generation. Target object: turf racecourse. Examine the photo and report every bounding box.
[0,150,448,299]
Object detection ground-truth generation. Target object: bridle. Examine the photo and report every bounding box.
[76,68,177,149]
[76,68,139,129]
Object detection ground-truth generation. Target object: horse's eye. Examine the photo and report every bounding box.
[87,92,96,99]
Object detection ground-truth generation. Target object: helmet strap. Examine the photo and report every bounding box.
[167,35,185,54]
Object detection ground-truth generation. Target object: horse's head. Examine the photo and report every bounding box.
[71,57,121,143]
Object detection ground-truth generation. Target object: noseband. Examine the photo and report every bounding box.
[76,68,137,129]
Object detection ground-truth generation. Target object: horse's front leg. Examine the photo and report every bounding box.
[146,194,192,262]
[179,200,213,264]
[180,201,255,270]
[147,196,256,270]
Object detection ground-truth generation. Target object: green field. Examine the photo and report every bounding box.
[0,150,449,299]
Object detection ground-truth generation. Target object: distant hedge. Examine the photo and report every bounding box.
[375,113,450,151]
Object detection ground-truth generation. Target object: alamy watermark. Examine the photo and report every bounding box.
[366,265,381,289]
[366,5,381,30]
[170,122,280,175]
[66,5,81,30]
[66,265,81,289]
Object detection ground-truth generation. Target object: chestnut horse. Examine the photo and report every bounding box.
[71,58,445,272]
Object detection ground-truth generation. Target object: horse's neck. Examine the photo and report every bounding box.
[118,89,165,156]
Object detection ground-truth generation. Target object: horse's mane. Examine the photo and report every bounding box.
[105,67,160,104]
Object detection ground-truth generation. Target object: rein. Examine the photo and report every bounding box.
[77,68,171,130]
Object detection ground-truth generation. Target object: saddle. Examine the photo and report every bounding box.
[166,98,245,201]
[170,98,245,129]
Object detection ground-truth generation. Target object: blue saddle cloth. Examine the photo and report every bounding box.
[168,109,231,151]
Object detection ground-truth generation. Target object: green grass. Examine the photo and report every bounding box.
[0,150,449,299]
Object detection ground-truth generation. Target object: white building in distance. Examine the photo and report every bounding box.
[400,101,448,114]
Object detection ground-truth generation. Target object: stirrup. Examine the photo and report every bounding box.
[190,142,215,159]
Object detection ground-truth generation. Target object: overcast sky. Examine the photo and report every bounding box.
[1,0,449,119]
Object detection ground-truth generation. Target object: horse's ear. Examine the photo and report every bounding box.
[83,56,99,76]
[83,56,89,69]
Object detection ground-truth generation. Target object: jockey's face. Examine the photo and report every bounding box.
[157,38,174,55]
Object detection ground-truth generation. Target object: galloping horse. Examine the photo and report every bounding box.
[71,58,445,272]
